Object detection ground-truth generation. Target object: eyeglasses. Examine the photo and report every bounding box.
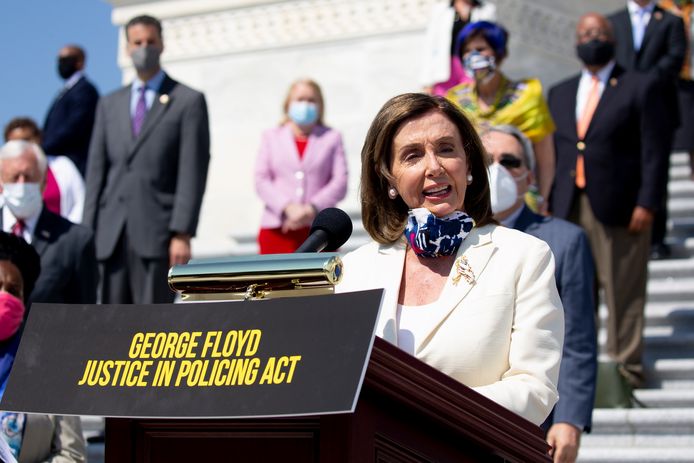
[498,153,523,169]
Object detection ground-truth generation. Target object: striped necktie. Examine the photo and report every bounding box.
[132,85,147,137]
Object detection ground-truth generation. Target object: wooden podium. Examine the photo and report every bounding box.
[105,337,550,462]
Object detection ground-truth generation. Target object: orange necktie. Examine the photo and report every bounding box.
[575,75,600,189]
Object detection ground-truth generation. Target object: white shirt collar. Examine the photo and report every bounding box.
[2,206,42,245]
[64,70,84,91]
[581,60,616,85]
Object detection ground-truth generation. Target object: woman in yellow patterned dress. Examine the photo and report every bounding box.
[446,21,555,211]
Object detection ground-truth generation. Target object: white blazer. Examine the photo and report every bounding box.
[337,224,564,426]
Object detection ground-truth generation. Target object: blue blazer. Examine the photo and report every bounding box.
[514,205,597,431]
[42,76,99,175]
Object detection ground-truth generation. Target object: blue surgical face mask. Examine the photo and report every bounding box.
[288,101,319,126]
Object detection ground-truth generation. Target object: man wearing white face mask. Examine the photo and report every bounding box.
[482,125,597,463]
[0,140,97,305]
[84,15,210,304]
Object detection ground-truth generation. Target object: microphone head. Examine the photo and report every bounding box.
[310,208,353,251]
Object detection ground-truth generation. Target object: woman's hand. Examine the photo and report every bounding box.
[282,204,316,233]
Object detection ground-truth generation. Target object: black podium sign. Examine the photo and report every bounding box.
[1,290,383,418]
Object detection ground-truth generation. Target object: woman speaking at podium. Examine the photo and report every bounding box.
[337,93,563,426]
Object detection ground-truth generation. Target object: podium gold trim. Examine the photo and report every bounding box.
[168,253,343,301]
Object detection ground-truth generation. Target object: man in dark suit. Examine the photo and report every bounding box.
[83,15,210,304]
[482,125,597,463]
[0,140,97,305]
[42,45,99,177]
[609,1,686,258]
[548,13,670,387]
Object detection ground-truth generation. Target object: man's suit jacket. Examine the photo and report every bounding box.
[18,415,85,463]
[0,208,97,305]
[513,205,597,432]
[548,64,670,226]
[338,224,564,426]
[42,76,99,175]
[83,74,210,260]
[255,124,348,229]
[609,5,686,128]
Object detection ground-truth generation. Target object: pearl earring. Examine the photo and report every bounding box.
[388,187,398,199]
[467,174,473,185]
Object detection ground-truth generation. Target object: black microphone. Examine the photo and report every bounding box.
[295,208,353,253]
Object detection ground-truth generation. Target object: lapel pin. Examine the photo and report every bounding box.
[654,11,663,20]
[452,255,475,286]
[609,77,618,87]
[40,230,51,238]
[159,94,169,105]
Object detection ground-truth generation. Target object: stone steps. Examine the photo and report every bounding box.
[634,389,694,408]
[579,447,694,463]
[648,258,694,279]
[580,153,694,462]
[646,277,694,303]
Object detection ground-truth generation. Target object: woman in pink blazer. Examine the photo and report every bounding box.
[255,79,348,253]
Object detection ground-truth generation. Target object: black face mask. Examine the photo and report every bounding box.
[57,56,79,79]
[576,39,615,67]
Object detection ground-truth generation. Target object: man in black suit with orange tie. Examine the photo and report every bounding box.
[548,13,670,388]
[42,45,99,177]
[609,1,686,258]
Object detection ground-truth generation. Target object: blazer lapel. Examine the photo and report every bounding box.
[558,77,579,139]
[116,86,135,149]
[127,75,176,163]
[280,124,302,167]
[615,9,637,67]
[639,6,665,57]
[585,65,624,138]
[301,125,327,166]
[415,226,497,352]
[30,209,52,256]
[373,243,407,344]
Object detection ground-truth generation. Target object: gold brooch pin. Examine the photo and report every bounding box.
[159,94,169,104]
[452,256,475,286]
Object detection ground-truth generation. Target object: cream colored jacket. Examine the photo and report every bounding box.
[337,224,564,425]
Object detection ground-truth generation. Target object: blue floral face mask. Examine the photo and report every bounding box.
[404,208,474,258]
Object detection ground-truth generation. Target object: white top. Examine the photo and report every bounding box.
[397,299,450,355]
[48,155,85,223]
[576,60,616,122]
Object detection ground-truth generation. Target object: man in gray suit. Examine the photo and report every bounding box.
[84,15,210,304]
